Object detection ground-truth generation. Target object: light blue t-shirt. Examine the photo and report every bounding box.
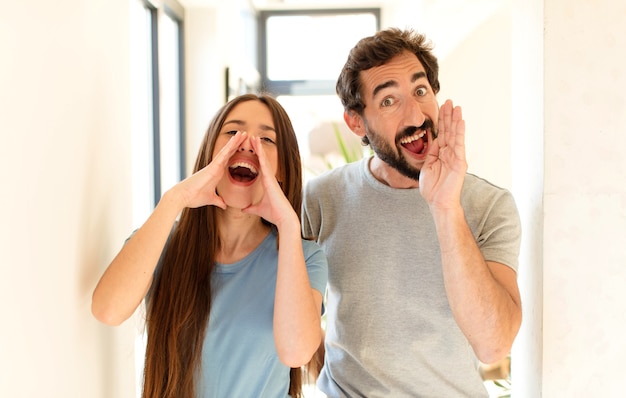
[196,228,328,397]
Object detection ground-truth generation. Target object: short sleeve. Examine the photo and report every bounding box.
[302,239,329,311]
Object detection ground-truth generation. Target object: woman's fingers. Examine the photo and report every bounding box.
[213,131,247,167]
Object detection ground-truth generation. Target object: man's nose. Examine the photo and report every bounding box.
[405,100,426,127]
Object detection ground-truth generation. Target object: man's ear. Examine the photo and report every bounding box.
[343,110,366,139]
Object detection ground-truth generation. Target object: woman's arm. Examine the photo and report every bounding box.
[91,191,184,326]
[273,214,324,367]
[92,131,248,326]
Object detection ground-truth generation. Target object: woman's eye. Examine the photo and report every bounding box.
[225,130,238,136]
[416,87,428,96]
[260,136,276,144]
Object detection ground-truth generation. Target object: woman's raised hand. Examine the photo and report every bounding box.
[173,131,248,210]
[242,136,297,228]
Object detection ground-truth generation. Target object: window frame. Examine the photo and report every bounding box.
[258,8,380,96]
[141,0,186,207]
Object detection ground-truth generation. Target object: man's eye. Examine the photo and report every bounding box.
[381,97,394,107]
[416,87,428,96]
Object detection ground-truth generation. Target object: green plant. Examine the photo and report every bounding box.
[319,122,371,171]
[332,122,363,164]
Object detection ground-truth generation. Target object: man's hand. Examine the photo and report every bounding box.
[419,99,468,209]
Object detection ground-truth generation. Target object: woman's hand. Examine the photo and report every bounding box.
[242,136,298,228]
[172,131,248,210]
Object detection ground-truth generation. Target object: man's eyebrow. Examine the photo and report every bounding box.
[372,80,397,98]
[412,71,427,83]
[371,71,428,98]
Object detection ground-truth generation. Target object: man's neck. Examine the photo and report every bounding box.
[368,156,419,189]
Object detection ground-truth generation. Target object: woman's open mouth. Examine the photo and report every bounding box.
[228,161,258,183]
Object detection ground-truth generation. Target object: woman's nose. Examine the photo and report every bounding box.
[238,137,255,153]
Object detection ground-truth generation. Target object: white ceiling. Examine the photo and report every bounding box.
[251,0,382,7]
[179,0,385,10]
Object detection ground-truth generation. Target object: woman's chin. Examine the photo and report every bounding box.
[225,200,252,211]
[223,193,261,211]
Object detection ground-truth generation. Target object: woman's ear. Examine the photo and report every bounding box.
[343,111,366,139]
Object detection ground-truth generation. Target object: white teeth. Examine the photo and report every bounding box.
[400,131,426,144]
[229,161,258,174]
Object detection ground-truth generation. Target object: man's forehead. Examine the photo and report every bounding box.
[361,53,427,94]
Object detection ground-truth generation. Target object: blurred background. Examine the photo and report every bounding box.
[1,0,625,396]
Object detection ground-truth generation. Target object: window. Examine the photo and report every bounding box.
[130,0,157,228]
[130,0,186,225]
[258,9,380,96]
[157,5,186,201]
[130,1,185,396]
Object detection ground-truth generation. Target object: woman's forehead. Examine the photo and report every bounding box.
[225,100,274,127]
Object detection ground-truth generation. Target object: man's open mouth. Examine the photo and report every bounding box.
[400,131,428,155]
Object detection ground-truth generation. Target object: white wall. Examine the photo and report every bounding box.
[510,0,544,395]
[512,0,626,396]
[0,1,136,397]
[184,6,223,168]
[539,0,626,396]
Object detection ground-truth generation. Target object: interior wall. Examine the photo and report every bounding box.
[512,0,626,396]
[540,0,626,395]
[0,1,136,397]
[184,6,222,171]
[510,0,544,396]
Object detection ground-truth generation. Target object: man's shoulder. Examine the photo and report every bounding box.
[463,173,512,198]
[462,173,519,215]
[307,159,363,188]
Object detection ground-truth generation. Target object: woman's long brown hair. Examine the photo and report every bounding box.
[142,94,315,397]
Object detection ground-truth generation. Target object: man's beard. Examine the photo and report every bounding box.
[364,120,436,182]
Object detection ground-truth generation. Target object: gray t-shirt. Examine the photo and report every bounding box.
[302,157,521,398]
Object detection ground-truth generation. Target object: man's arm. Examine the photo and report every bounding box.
[420,100,521,363]
[432,206,521,364]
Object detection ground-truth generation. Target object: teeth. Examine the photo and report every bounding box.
[229,161,258,175]
[400,131,426,145]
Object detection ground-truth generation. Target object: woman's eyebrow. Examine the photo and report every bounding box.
[223,119,275,132]
[223,119,245,128]
[258,124,276,132]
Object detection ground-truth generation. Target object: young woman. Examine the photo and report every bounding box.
[92,94,328,398]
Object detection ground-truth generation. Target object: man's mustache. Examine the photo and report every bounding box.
[398,119,436,141]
